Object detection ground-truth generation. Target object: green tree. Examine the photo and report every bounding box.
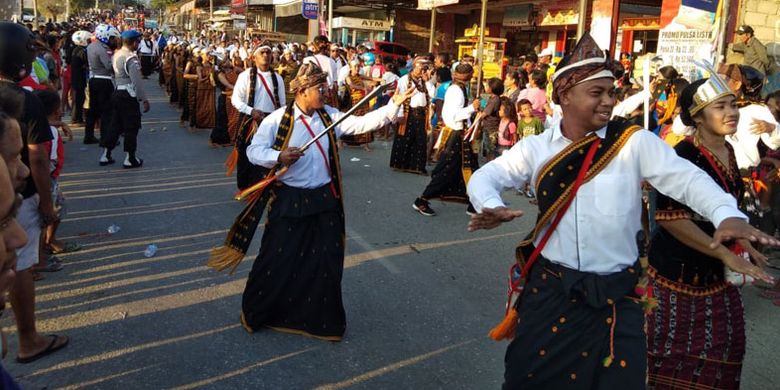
[37,0,65,21]
[150,0,177,10]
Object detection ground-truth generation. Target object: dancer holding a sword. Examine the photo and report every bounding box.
[208,63,416,341]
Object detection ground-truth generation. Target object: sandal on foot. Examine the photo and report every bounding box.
[16,335,69,364]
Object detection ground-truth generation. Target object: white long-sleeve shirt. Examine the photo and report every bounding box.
[442,84,475,130]
[726,104,780,169]
[246,102,402,189]
[395,75,435,115]
[303,54,338,86]
[468,123,747,274]
[231,68,286,115]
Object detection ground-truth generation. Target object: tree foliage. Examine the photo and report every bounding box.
[150,0,177,10]
[37,0,65,21]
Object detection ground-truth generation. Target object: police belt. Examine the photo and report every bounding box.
[90,74,113,80]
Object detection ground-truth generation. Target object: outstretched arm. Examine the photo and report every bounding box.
[659,219,773,283]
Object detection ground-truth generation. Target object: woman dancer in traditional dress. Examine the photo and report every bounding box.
[340,59,373,151]
[647,74,774,390]
[195,50,217,131]
[210,56,235,147]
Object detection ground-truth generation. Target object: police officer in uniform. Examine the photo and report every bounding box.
[87,24,120,149]
[101,30,149,169]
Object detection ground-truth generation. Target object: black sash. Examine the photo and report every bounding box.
[209,106,341,273]
[516,120,642,266]
[235,66,283,189]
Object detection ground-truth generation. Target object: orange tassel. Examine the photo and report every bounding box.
[488,307,519,341]
[224,147,238,177]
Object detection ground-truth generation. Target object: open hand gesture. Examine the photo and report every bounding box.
[711,217,780,248]
[468,207,524,231]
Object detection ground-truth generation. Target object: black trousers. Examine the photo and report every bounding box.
[104,90,141,153]
[87,78,114,142]
[71,79,86,123]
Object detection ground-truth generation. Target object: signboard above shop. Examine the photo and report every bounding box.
[332,17,391,32]
[302,0,318,20]
[503,4,532,28]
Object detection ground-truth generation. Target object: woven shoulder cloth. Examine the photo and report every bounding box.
[208,105,341,273]
[516,120,642,267]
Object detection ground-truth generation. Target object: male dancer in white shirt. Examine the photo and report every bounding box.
[467,33,778,390]
[229,43,286,190]
[210,64,415,341]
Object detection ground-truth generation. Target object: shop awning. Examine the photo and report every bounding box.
[274,0,302,17]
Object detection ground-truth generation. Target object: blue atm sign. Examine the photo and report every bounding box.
[302,0,319,20]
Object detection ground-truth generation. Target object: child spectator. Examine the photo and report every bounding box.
[34,90,79,267]
[516,69,548,122]
[517,98,544,138]
[496,96,517,155]
[517,98,544,200]
[479,77,504,161]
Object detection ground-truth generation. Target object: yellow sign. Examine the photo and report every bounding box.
[464,24,490,37]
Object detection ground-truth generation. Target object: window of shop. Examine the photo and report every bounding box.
[631,30,659,55]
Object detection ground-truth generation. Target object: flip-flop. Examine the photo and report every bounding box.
[16,335,69,364]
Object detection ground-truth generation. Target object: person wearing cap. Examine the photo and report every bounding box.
[69,30,90,125]
[645,67,773,390]
[466,33,779,389]
[390,56,436,175]
[303,35,339,106]
[412,63,480,217]
[87,24,120,147]
[330,43,347,75]
[229,42,286,190]
[100,29,149,169]
[731,25,769,75]
[138,31,156,79]
[538,47,554,65]
[209,63,416,341]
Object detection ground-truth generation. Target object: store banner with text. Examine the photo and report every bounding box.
[230,0,246,15]
[657,28,716,79]
[302,0,318,20]
[676,0,719,31]
[503,5,532,27]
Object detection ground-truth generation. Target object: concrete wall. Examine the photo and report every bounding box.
[740,0,779,44]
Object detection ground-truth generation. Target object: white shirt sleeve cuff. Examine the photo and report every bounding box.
[476,197,506,213]
[710,205,748,228]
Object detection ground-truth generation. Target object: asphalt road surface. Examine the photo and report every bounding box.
[3,78,778,389]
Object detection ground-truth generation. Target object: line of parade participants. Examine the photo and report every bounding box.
[4,19,780,389]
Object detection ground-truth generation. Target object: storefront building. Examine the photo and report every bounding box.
[331,16,391,46]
